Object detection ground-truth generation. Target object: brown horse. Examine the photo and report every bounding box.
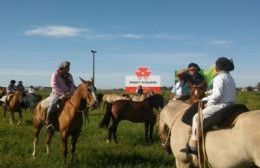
[0,86,6,98]
[189,85,206,104]
[32,78,97,164]
[99,93,164,143]
[3,91,23,125]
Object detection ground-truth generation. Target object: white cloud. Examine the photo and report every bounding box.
[118,33,143,39]
[210,40,233,45]
[25,25,87,38]
[152,34,187,40]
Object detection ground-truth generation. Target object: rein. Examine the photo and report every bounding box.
[197,100,213,168]
[163,106,189,148]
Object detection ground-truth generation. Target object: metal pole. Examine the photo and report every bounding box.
[91,50,97,86]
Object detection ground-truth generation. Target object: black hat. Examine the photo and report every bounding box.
[216,57,234,72]
[10,80,16,84]
[188,63,201,71]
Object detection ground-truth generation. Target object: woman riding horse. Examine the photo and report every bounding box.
[32,78,97,164]
[188,57,236,155]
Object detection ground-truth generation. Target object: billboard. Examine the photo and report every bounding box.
[125,67,161,93]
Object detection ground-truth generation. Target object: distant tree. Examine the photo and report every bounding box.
[257,82,260,90]
[246,86,253,92]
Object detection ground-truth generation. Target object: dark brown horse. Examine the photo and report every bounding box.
[99,93,164,143]
[3,91,23,125]
[32,78,97,164]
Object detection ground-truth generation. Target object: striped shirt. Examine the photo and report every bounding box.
[203,71,236,106]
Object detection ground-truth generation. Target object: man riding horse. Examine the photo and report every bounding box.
[176,63,207,102]
[0,80,17,107]
[46,61,76,132]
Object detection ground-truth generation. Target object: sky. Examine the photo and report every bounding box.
[0,0,260,89]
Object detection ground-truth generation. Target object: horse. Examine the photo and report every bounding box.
[189,85,206,104]
[129,91,156,102]
[32,78,98,164]
[99,93,164,143]
[158,100,260,168]
[3,91,23,125]
[0,86,6,98]
[22,93,43,113]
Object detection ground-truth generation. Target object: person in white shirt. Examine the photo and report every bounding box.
[28,85,35,94]
[188,57,236,155]
[171,76,190,100]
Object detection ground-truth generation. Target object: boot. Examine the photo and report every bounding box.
[46,110,56,132]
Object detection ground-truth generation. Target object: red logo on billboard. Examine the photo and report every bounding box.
[135,67,151,79]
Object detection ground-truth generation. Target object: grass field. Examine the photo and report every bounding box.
[0,91,259,168]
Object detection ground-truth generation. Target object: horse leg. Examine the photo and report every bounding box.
[71,132,80,164]
[112,121,119,144]
[108,119,119,143]
[17,110,22,125]
[3,105,7,121]
[149,122,155,142]
[145,122,149,143]
[61,134,68,165]
[9,111,14,125]
[32,123,43,157]
[45,131,55,155]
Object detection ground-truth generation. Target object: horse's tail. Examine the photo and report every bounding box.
[99,102,112,129]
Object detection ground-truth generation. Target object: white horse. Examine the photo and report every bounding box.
[158,100,260,168]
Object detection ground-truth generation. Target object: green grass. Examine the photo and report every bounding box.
[0,91,259,168]
[0,100,174,168]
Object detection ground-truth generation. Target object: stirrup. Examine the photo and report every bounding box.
[187,146,198,156]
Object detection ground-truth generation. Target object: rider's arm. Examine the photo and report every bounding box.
[202,75,223,105]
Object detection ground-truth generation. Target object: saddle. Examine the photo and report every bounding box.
[182,102,249,129]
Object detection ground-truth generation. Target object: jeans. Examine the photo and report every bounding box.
[46,93,60,126]
[191,103,231,141]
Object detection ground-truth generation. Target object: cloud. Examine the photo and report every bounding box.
[118,33,143,39]
[152,34,188,40]
[210,40,233,45]
[25,25,87,38]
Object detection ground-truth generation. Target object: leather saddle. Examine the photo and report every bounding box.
[182,102,249,129]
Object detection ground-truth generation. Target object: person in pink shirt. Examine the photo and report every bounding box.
[46,61,76,132]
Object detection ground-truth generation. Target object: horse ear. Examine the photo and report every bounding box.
[79,77,86,83]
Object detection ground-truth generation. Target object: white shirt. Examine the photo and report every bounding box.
[203,71,236,106]
[172,82,182,96]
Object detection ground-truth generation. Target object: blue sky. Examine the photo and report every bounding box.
[0,0,260,88]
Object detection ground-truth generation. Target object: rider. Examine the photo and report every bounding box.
[136,85,144,95]
[188,57,236,155]
[177,63,206,94]
[171,75,190,100]
[28,85,36,95]
[46,61,76,132]
[0,80,17,109]
[16,81,26,96]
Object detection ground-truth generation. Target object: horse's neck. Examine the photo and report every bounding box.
[69,89,83,109]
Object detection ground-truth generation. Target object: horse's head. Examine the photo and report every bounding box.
[145,93,164,110]
[190,86,206,104]
[79,77,98,109]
